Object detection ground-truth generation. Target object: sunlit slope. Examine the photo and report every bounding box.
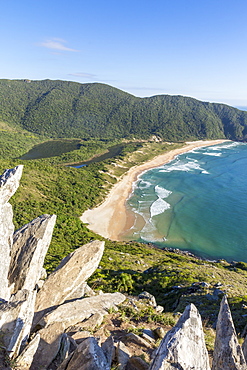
[0,79,246,141]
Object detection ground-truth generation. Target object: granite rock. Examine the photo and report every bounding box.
[149,303,211,370]
[8,214,56,294]
[34,240,105,325]
[212,295,247,370]
[0,165,23,300]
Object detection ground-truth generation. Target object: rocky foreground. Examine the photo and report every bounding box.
[1,165,247,369]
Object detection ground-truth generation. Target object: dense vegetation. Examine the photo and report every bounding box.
[1,80,247,336]
[0,79,247,141]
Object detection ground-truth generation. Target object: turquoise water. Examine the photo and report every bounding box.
[126,142,247,262]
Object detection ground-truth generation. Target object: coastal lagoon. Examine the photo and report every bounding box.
[125,142,247,262]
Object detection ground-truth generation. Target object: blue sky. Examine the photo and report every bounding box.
[1,0,247,106]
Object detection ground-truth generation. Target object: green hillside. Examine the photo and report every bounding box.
[2,137,247,336]
[0,79,247,141]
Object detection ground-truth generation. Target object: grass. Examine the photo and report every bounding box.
[89,241,247,334]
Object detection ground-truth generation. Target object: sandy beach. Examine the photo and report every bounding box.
[81,139,228,240]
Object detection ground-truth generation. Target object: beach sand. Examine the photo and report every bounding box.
[80,140,228,240]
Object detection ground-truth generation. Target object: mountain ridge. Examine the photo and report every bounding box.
[0,79,246,141]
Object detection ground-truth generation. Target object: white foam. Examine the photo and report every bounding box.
[150,198,170,218]
[155,185,172,199]
[189,149,200,154]
[159,158,206,173]
[140,220,164,242]
[203,152,222,156]
[210,142,241,151]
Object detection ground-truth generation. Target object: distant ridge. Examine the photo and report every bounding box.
[0,79,246,141]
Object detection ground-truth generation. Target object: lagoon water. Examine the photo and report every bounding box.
[126,142,247,262]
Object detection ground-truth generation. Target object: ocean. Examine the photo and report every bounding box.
[125,141,247,262]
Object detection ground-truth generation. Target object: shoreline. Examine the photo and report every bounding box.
[80,139,228,240]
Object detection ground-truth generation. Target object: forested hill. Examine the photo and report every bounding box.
[0,79,247,141]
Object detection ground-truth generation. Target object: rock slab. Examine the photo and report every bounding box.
[0,165,23,300]
[9,214,56,294]
[39,292,126,328]
[34,240,105,325]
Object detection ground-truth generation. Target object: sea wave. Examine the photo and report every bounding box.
[150,197,170,218]
[139,220,164,242]
[155,185,172,199]
[203,152,222,156]
[210,141,241,151]
[159,158,206,173]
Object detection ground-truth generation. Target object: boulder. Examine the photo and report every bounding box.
[149,303,210,370]
[154,327,166,339]
[212,295,247,370]
[0,289,36,358]
[0,165,23,300]
[34,240,105,325]
[37,292,126,329]
[57,337,110,370]
[138,292,157,307]
[8,214,56,294]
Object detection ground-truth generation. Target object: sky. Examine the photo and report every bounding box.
[0,0,247,107]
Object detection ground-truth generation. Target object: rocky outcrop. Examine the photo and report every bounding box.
[9,214,57,294]
[31,292,126,368]
[0,165,23,301]
[1,165,247,370]
[149,303,211,370]
[212,295,247,370]
[34,240,105,325]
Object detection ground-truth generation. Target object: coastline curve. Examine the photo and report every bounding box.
[80,140,229,240]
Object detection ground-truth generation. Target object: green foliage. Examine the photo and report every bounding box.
[118,304,177,326]
[0,158,106,272]
[0,79,247,141]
